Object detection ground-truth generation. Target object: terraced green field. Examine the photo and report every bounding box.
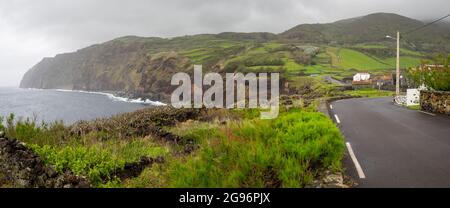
[334,48,391,70]
[173,38,425,83]
[328,47,423,70]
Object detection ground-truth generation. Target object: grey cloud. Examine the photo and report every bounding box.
[0,0,448,86]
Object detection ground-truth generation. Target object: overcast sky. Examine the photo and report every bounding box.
[0,0,449,87]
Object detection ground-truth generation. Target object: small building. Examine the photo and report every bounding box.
[372,74,394,90]
[372,74,393,84]
[353,73,370,82]
[352,73,372,87]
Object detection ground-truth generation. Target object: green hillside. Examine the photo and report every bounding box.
[20,12,447,102]
[280,13,450,52]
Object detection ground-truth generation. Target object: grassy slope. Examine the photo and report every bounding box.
[331,47,423,70]
[123,108,345,188]
[343,88,395,98]
[196,40,425,93]
[0,106,344,188]
[336,48,391,70]
[73,36,424,85]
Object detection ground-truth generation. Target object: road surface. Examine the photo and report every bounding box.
[330,97,450,188]
[323,75,349,86]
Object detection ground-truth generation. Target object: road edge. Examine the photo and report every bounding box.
[318,96,363,188]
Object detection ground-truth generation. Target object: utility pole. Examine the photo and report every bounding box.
[388,14,450,98]
[396,31,400,96]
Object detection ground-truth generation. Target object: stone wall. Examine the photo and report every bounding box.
[420,90,450,115]
[0,132,90,188]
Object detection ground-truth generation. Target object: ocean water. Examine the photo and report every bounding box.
[0,87,166,124]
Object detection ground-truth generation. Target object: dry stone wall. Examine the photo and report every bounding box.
[0,132,90,188]
[420,90,450,115]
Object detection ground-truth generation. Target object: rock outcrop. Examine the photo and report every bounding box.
[0,133,90,188]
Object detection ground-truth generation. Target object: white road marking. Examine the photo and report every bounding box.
[346,142,366,179]
[330,104,333,109]
[419,110,436,116]
[334,114,341,124]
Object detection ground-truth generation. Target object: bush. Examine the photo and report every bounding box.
[407,54,450,91]
[293,50,314,65]
[166,109,344,188]
[31,139,168,186]
[343,88,395,98]
[0,116,4,132]
[4,114,67,146]
[31,144,122,185]
[244,57,284,67]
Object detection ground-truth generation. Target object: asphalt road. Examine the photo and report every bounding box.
[331,97,450,188]
[323,75,349,86]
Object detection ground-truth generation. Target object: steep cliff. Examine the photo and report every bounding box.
[20,36,194,102]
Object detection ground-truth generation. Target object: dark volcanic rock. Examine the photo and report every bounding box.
[0,136,90,188]
[420,90,450,115]
[109,156,165,181]
[70,107,203,140]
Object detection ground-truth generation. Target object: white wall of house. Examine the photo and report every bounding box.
[353,73,370,82]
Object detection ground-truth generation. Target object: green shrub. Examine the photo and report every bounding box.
[6,113,15,134]
[407,54,450,91]
[4,114,67,146]
[31,144,121,185]
[30,139,168,186]
[243,56,284,67]
[166,109,344,188]
[0,116,4,132]
[3,106,345,188]
[343,88,395,98]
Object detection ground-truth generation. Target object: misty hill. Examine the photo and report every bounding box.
[280,13,450,51]
[20,13,450,102]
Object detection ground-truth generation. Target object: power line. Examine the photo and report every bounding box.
[404,14,450,35]
[397,14,450,53]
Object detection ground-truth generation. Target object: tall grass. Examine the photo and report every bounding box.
[1,113,67,146]
[166,109,344,188]
[343,88,395,98]
[1,113,169,187]
[30,139,168,186]
[2,107,345,188]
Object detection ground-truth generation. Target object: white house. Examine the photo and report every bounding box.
[353,73,371,82]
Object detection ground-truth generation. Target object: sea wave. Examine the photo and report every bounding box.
[53,89,167,106]
[24,88,44,91]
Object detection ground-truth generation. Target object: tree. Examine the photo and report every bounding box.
[407,54,450,91]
